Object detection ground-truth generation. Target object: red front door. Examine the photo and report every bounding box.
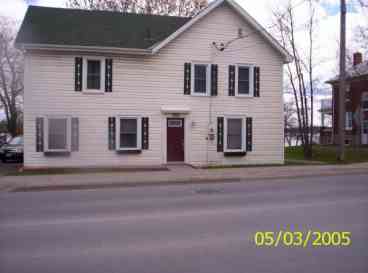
[167,118,184,162]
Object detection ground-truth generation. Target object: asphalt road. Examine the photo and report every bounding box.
[0,174,368,273]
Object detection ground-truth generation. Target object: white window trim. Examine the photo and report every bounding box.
[346,112,353,130]
[235,64,254,97]
[191,62,211,96]
[224,116,246,153]
[44,115,72,152]
[82,56,106,93]
[116,116,142,151]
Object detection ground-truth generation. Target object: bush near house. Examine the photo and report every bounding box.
[285,145,368,164]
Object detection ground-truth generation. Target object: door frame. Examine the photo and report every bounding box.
[161,114,191,164]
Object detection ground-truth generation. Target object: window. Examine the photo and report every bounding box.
[168,119,183,128]
[87,60,101,89]
[363,99,368,110]
[363,120,368,134]
[346,112,353,130]
[236,65,254,96]
[224,117,246,152]
[192,63,210,95]
[83,58,105,92]
[117,117,142,150]
[45,116,71,152]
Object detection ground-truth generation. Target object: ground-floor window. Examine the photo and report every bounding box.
[224,116,246,152]
[117,116,142,150]
[45,116,71,152]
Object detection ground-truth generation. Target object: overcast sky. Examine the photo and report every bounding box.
[0,0,367,124]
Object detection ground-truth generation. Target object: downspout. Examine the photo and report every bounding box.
[206,43,216,166]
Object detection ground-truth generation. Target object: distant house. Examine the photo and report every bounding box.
[326,52,368,146]
[15,0,291,169]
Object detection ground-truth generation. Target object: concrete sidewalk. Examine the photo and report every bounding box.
[1,163,368,192]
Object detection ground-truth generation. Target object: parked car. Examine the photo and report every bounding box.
[1,136,23,163]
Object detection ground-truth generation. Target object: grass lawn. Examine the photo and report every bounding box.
[285,145,368,164]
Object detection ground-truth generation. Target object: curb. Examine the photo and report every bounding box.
[9,170,368,193]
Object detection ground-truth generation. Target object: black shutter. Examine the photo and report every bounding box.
[246,117,253,151]
[228,65,235,96]
[142,117,149,150]
[75,57,83,91]
[217,117,224,152]
[36,117,44,152]
[184,63,191,95]
[105,58,113,92]
[108,117,116,150]
[211,64,218,96]
[71,117,79,152]
[254,67,260,97]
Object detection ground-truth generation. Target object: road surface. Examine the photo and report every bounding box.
[1,174,368,273]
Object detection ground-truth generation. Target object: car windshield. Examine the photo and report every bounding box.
[9,137,23,145]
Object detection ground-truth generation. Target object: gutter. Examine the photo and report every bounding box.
[16,43,154,55]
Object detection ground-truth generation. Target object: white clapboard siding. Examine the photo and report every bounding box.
[24,3,284,168]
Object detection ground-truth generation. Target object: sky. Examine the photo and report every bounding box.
[0,0,367,124]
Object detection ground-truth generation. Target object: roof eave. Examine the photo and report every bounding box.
[17,43,154,55]
[326,73,368,85]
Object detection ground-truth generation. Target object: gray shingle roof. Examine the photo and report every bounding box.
[327,61,368,83]
[15,6,191,49]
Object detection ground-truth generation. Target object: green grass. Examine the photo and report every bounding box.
[285,145,368,164]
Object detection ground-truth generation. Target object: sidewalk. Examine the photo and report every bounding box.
[1,163,368,192]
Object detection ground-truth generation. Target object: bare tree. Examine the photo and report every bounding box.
[66,0,208,17]
[273,0,317,159]
[0,17,24,137]
[354,0,368,54]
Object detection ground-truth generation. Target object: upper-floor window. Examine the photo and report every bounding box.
[82,57,106,92]
[363,95,368,110]
[87,60,101,89]
[236,65,254,96]
[191,63,210,95]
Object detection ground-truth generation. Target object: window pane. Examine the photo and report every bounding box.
[238,67,250,94]
[194,79,206,93]
[48,118,67,150]
[194,64,207,93]
[120,118,138,148]
[238,67,249,81]
[87,60,101,89]
[120,134,137,148]
[238,81,249,94]
[227,118,242,150]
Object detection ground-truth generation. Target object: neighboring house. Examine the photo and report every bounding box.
[327,52,368,146]
[15,0,291,169]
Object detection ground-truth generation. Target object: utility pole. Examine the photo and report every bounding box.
[337,0,346,161]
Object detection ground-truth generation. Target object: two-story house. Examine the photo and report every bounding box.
[15,0,291,169]
[327,52,368,146]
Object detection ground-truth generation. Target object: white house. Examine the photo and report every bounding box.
[15,0,291,169]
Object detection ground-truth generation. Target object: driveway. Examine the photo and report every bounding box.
[0,162,21,176]
[0,174,367,273]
